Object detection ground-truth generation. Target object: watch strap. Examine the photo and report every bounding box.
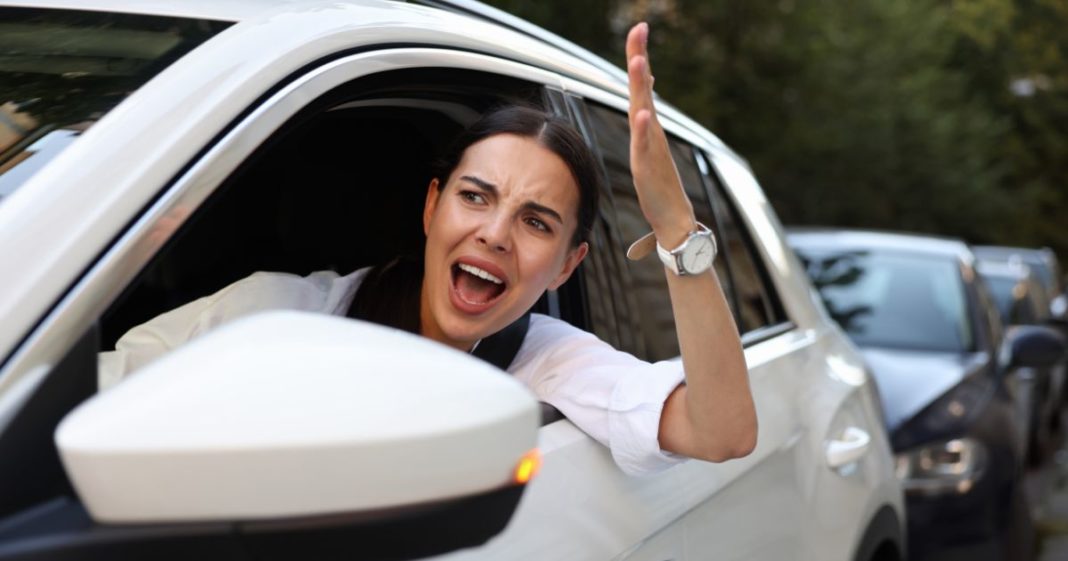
[626,222,715,261]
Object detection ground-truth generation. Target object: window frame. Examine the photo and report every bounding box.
[568,94,795,357]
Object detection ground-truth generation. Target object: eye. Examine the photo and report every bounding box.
[525,216,551,233]
[460,191,486,205]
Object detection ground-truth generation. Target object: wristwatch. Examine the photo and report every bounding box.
[626,222,718,276]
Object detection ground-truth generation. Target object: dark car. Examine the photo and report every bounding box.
[789,229,1066,561]
[974,245,1065,321]
[976,259,1066,464]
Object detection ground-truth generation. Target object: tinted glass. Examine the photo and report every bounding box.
[585,102,720,361]
[973,274,1004,349]
[697,152,776,332]
[0,8,229,203]
[797,249,974,352]
[983,275,1018,324]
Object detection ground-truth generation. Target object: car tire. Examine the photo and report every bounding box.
[853,506,903,561]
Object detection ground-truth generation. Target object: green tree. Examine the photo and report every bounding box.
[483,0,1066,264]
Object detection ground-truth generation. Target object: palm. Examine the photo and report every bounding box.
[625,23,694,244]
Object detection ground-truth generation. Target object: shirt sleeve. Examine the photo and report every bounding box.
[509,314,687,477]
[97,271,340,390]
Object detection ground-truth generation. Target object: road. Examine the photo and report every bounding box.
[1030,432,1068,560]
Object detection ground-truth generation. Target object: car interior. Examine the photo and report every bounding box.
[99,69,573,349]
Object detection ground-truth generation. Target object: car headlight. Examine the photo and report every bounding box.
[894,437,987,496]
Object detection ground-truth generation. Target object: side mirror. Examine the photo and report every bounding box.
[1050,293,1067,325]
[1002,324,1067,370]
[36,312,538,561]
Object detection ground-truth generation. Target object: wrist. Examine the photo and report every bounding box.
[652,216,698,249]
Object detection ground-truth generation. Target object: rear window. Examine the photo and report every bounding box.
[0,8,230,203]
[797,248,974,353]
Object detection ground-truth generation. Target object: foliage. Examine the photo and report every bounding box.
[483,0,1067,266]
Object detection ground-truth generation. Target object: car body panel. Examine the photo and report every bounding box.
[861,348,989,432]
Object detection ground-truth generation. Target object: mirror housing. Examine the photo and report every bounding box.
[1049,293,1067,325]
[1001,324,1067,371]
[39,312,538,560]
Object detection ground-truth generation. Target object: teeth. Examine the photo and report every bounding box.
[458,263,503,285]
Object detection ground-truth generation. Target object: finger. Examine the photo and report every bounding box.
[628,55,655,122]
[633,109,652,148]
[625,22,648,64]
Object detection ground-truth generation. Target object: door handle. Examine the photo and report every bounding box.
[825,427,871,468]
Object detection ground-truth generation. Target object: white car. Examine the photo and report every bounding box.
[0,1,904,560]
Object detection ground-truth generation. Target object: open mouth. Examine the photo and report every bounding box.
[451,262,507,308]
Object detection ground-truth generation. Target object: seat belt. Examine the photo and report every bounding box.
[471,311,530,371]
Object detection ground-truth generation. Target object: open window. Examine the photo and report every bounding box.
[100,68,560,348]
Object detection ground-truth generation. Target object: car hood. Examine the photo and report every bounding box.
[860,347,990,432]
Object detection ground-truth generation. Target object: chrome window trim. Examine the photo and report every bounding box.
[741,321,796,348]
[0,47,565,431]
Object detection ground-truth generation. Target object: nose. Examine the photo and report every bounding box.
[475,213,512,254]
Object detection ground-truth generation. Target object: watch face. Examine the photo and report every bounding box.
[682,234,714,273]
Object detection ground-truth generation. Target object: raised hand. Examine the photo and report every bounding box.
[625,22,696,248]
[623,24,756,464]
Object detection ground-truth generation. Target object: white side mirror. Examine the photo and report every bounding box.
[56,311,539,524]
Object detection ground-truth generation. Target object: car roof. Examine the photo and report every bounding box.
[975,259,1032,280]
[973,245,1057,266]
[787,228,973,262]
[1,0,726,154]
[2,0,331,21]
[2,0,630,81]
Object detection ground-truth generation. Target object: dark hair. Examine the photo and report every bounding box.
[431,105,601,247]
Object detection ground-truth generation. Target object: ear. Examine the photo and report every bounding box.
[423,178,441,236]
[548,242,589,290]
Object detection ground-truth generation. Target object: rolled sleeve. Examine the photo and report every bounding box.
[510,314,687,477]
[607,360,686,476]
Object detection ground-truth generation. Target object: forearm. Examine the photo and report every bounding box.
[655,223,757,461]
[622,21,756,462]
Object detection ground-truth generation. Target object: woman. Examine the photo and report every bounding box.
[99,23,756,476]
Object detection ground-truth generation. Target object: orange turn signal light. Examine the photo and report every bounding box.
[513,449,542,485]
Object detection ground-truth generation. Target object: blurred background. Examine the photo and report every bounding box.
[483,0,1066,262]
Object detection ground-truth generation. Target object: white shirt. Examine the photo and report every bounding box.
[99,269,686,476]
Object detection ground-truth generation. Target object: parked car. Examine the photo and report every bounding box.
[0,2,904,560]
[789,228,1067,561]
[974,245,1065,321]
[976,258,1067,463]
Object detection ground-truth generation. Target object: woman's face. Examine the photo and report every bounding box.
[421,133,588,351]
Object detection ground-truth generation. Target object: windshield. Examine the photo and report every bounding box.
[0,8,230,204]
[797,248,974,353]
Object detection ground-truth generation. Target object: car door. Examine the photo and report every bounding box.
[703,150,900,561]
[575,96,809,560]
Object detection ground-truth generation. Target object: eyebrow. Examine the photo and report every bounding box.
[459,175,564,225]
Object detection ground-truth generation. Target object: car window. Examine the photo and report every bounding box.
[798,249,974,353]
[0,8,230,204]
[99,68,550,348]
[694,151,783,334]
[983,275,1019,323]
[583,101,725,362]
[972,272,1004,348]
